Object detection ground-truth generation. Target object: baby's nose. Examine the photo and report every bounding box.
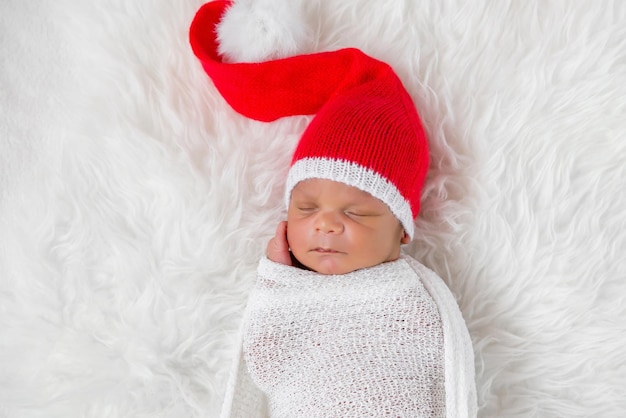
[315,211,344,234]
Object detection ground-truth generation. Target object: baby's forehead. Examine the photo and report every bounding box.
[291,178,385,205]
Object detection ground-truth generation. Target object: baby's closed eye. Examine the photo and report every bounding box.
[345,211,370,217]
[345,208,381,218]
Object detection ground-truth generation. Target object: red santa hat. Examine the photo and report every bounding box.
[189,0,429,239]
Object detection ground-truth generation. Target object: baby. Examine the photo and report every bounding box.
[266,178,410,275]
[189,1,476,417]
[252,178,445,416]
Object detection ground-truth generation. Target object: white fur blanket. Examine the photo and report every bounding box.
[1,0,625,416]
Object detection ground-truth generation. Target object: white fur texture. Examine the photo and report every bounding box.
[1,0,625,417]
[217,0,312,62]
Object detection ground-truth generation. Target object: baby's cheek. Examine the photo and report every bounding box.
[286,223,306,252]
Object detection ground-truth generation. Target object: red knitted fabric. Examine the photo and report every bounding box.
[189,0,429,236]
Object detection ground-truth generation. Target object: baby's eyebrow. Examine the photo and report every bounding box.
[351,192,385,205]
[290,190,315,200]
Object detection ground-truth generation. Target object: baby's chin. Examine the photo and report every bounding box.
[294,254,375,275]
[310,264,354,275]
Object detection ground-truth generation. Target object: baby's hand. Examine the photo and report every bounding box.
[266,221,293,266]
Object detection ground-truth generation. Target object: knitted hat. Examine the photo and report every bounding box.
[189,0,429,238]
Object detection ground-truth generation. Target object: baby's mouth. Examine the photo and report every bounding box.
[312,247,340,254]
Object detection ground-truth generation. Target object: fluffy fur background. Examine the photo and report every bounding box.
[1,0,625,416]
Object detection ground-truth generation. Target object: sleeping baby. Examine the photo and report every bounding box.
[189,1,477,416]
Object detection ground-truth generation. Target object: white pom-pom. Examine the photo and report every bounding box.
[216,0,312,63]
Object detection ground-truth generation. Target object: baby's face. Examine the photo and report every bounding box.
[287,178,409,275]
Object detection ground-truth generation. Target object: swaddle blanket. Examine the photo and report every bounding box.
[221,254,476,418]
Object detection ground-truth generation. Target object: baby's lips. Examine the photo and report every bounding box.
[311,247,342,254]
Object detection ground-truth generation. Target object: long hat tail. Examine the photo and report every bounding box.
[189,0,396,122]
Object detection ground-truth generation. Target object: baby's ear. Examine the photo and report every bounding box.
[400,230,411,245]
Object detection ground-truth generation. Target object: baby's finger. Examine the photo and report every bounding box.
[267,221,292,265]
[274,221,289,249]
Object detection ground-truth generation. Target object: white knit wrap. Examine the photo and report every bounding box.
[220,255,477,418]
